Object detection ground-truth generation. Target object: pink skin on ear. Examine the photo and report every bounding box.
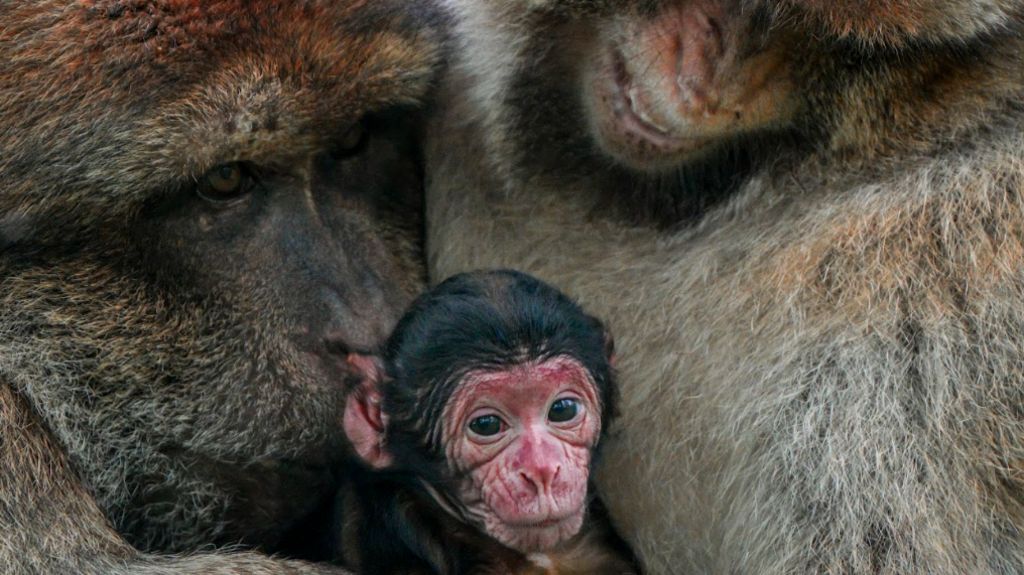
[343,354,393,469]
[442,356,602,553]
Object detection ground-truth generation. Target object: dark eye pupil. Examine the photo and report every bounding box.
[339,123,366,152]
[548,398,578,423]
[209,165,241,190]
[198,163,246,201]
[468,415,502,437]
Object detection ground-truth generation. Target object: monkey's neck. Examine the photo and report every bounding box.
[345,467,532,575]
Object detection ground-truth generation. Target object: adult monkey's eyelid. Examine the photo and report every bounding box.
[195,162,252,204]
[331,119,371,159]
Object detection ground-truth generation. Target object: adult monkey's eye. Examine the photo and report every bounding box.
[468,414,504,437]
[548,398,579,423]
[332,121,369,159]
[197,162,250,203]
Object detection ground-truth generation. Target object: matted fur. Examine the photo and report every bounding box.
[426,0,1024,573]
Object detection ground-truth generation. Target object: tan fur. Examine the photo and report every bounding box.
[426,0,1024,573]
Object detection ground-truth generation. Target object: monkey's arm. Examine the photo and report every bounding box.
[0,383,348,575]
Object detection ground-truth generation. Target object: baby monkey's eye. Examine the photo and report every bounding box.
[548,398,579,423]
[468,414,504,437]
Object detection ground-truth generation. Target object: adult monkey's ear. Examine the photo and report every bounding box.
[343,353,393,469]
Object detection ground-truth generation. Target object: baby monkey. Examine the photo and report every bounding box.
[336,270,638,574]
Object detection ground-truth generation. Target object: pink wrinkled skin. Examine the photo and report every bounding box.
[443,356,602,552]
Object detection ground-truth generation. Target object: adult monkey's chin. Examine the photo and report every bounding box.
[486,507,587,553]
[582,0,798,172]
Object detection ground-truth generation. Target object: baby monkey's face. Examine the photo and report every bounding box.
[443,356,603,553]
[342,271,617,556]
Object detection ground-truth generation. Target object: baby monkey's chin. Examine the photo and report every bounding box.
[487,507,587,553]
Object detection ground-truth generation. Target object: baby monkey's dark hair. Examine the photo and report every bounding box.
[379,269,618,481]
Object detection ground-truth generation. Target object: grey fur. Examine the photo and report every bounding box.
[426,0,1024,573]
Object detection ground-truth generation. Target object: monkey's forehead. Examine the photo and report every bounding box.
[12,1,437,102]
[438,357,603,429]
[1,1,440,186]
[448,0,1019,46]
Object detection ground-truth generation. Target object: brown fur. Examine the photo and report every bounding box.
[0,1,440,573]
[762,0,1024,45]
[426,0,1024,573]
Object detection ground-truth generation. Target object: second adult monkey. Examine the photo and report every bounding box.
[427,0,1024,573]
[334,270,637,575]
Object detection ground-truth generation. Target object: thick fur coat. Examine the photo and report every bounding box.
[0,1,439,573]
[426,1,1024,572]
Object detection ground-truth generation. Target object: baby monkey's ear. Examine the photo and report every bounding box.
[343,353,393,469]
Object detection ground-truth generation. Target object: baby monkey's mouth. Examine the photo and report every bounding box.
[507,510,579,529]
[500,513,586,553]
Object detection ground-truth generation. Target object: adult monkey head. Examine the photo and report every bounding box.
[0,0,440,567]
[449,0,801,216]
[446,0,1022,221]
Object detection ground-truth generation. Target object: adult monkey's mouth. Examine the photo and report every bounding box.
[585,1,727,170]
[584,0,793,173]
[608,47,689,152]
